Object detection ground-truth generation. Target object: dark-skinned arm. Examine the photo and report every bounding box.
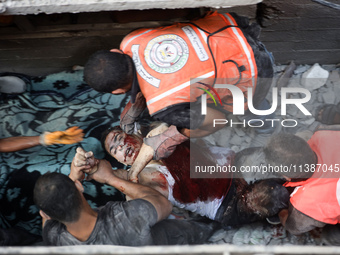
[0,137,40,152]
[0,127,84,153]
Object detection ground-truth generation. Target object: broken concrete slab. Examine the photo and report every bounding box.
[329,69,340,83]
[322,90,336,104]
[301,63,330,91]
[0,0,262,15]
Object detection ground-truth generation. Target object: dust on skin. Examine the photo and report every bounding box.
[104,129,234,204]
[86,157,99,168]
[104,129,143,165]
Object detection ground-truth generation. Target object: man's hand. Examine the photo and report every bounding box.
[143,125,188,160]
[86,159,116,184]
[127,123,169,183]
[120,92,146,134]
[70,147,99,182]
[41,126,84,146]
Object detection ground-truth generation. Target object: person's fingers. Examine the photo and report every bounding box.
[43,131,63,145]
[129,177,139,183]
[128,171,139,183]
[44,127,84,145]
[64,126,84,136]
[76,147,86,156]
[74,147,88,166]
[64,126,78,132]
[73,157,88,167]
[57,137,83,144]
[85,151,93,159]
[55,133,84,144]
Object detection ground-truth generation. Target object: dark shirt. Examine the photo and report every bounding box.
[43,199,157,246]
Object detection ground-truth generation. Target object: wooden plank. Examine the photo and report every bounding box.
[0,21,171,39]
[260,28,340,42]
[0,36,122,49]
[271,49,340,65]
[264,40,340,52]
[13,16,36,32]
[0,66,75,76]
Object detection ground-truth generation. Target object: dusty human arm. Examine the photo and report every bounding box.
[127,123,169,183]
[112,167,169,199]
[0,127,83,153]
[120,92,147,134]
[89,160,172,221]
[279,203,326,235]
[0,136,40,152]
[70,147,171,220]
[127,107,225,180]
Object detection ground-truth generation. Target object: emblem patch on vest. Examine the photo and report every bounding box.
[144,34,189,74]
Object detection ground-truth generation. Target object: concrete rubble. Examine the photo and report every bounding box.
[198,63,340,246]
[0,0,261,15]
[301,63,330,91]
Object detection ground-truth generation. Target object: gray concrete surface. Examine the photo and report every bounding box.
[0,0,261,15]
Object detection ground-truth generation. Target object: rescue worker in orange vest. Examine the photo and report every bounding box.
[84,11,275,181]
[262,127,340,244]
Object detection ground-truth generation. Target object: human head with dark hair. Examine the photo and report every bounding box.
[237,179,289,218]
[100,126,124,151]
[101,125,143,165]
[263,133,316,180]
[33,172,83,223]
[84,50,134,94]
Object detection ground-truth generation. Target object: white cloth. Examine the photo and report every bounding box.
[146,163,224,219]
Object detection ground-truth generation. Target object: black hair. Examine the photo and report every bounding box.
[84,50,133,93]
[100,123,163,151]
[263,133,316,179]
[241,179,289,217]
[33,172,82,223]
[100,126,123,152]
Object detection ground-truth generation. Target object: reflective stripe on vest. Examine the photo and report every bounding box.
[285,130,340,224]
[120,12,257,115]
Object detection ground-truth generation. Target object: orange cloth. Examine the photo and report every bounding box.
[120,12,257,115]
[284,130,340,224]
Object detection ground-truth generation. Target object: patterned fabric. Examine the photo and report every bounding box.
[0,70,127,236]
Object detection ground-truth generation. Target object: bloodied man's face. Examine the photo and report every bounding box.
[104,129,143,165]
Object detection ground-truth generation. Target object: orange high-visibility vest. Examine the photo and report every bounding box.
[120,11,257,116]
[284,130,340,224]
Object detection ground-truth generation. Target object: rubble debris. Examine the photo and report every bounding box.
[301,63,329,91]
[200,63,339,246]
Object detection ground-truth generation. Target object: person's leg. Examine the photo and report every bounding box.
[151,218,221,245]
